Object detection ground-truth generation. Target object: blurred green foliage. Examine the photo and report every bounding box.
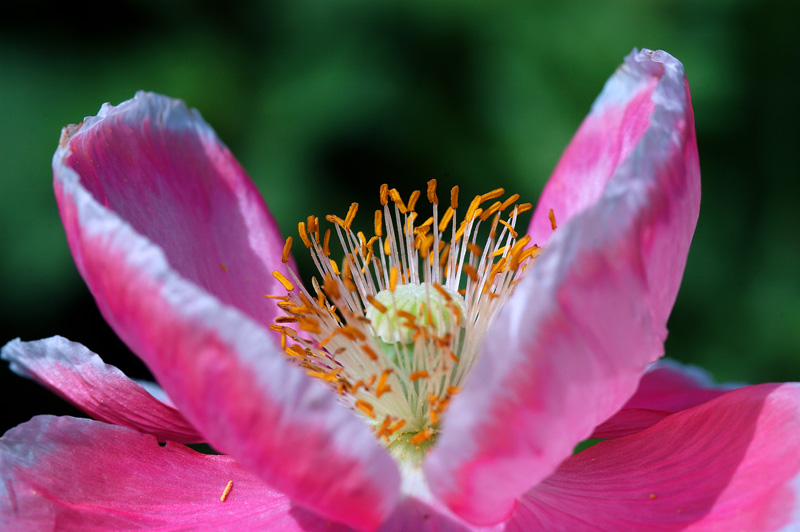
[1,0,798,430]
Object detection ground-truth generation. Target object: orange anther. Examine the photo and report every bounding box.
[438,207,454,232]
[500,193,520,211]
[356,399,376,419]
[298,222,312,248]
[427,179,438,204]
[548,208,557,230]
[281,237,293,263]
[411,427,432,445]
[376,369,393,397]
[450,186,459,209]
[272,271,294,291]
[480,188,505,203]
[408,190,420,212]
[374,210,383,237]
[367,295,388,313]
[409,370,429,381]
[220,480,233,502]
[344,202,359,230]
[389,188,407,214]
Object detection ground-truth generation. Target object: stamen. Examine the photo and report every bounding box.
[549,208,557,230]
[268,182,542,464]
[281,237,293,264]
[356,399,376,419]
[407,190,421,212]
[220,481,233,502]
[272,271,294,291]
[427,179,438,204]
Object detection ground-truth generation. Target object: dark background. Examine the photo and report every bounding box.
[2,1,799,434]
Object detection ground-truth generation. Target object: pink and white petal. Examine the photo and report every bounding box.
[426,49,701,524]
[0,416,348,532]
[593,358,734,439]
[1,336,203,443]
[510,383,800,531]
[53,93,399,530]
[529,49,700,328]
[57,92,293,328]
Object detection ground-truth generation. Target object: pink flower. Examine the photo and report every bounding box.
[2,49,799,531]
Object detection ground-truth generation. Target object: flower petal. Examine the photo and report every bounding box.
[1,336,203,443]
[0,416,348,531]
[53,93,399,530]
[58,93,292,328]
[592,359,732,439]
[426,49,701,525]
[510,383,800,531]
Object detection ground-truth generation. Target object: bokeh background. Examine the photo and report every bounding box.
[2,1,798,434]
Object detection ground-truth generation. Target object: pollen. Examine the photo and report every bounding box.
[267,180,545,466]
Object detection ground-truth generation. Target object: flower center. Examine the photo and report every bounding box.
[269,180,542,465]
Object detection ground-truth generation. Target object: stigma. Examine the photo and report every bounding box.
[269,180,542,465]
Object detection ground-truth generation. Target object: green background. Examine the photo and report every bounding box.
[2,0,798,432]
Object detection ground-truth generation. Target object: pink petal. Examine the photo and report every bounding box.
[511,383,800,531]
[53,92,399,530]
[426,49,701,525]
[58,93,293,329]
[593,359,732,439]
[1,336,203,443]
[0,416,347,531]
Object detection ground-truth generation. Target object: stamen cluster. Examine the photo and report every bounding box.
[268,180,542,461]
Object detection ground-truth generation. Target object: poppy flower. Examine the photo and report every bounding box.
[3,49,799,531]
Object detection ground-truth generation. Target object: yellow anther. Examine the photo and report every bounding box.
[465,195,482,222]
[380,184,389,206]
[326,214,347,229]
[467,243,483,256]
[344,202,359,230]
[328,258,340,276]
[298,221,312,248]
[306,215,319,234]
[322,229,331,257]
[500,193,520,211]
[389,188,407,214]
[220,481,233,502]
[376,369,393,397]
[374,210,383,237]
[408,190,420,212]
[462,264,478,282]
[356,399,376,419]
[367,295,388,313]
[389,266,398,292]
[480,201,503,221]
[498,219,518,238]
[509,235,532,271]
[281,237,293,264]
[492,246,509,257]
[384,236,392,255]
[361,344,378,361]
[515,202,533,214]
[411,427,433,445]
[438,207,454,232]
[480,188,505,203]
[427,179,438,204]
[273,271,294,291]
